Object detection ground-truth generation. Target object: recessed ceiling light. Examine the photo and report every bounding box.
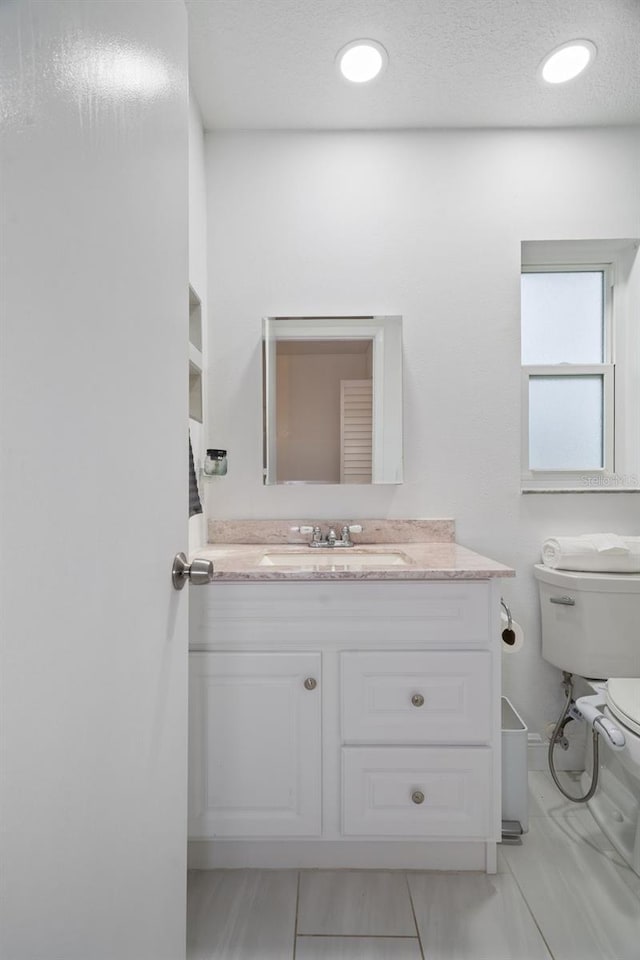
[540,40,596,84]
[337,39,388,84]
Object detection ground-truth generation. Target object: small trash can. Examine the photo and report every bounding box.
[502,696,529,833]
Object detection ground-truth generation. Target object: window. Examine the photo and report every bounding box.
[521,240,640,491]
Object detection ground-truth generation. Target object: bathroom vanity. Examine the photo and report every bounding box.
[187,522,513,873]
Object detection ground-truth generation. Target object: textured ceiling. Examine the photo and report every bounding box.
[186,0,640,130]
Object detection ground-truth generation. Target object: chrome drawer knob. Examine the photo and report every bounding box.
[411,693,424,707]
[303,677,317,691]
[411,790,425,805]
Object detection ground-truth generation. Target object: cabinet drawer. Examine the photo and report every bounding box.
[341,651,492,744]
[342,746,492,838]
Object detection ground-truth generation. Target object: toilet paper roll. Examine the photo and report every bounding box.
[500,611,524,653]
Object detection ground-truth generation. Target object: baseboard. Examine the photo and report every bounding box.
[528,734,548,771]
[528,732,586,772]
[187,839,492,871]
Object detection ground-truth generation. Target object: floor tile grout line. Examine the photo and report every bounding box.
[404,871,426,960]
[501,844,558,960]
[500,847,516,879]
[295,934,422,939]
[292,870,301,960]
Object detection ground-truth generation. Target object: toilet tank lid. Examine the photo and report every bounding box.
[607,679,640,733]
[534,564,640,594]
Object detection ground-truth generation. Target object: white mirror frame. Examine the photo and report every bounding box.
[262,315,403,485]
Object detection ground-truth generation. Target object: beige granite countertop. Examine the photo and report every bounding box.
[207,517,455,545]
[192,541,514,582]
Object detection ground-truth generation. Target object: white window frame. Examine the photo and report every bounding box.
[521,240,640,492]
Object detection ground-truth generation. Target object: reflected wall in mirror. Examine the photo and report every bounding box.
[262,316,403,485]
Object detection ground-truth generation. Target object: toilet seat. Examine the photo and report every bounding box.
[607,679,640,737]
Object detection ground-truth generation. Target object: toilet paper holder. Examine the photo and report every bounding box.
[500,597,516,646]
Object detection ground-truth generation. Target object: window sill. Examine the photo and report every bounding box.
[521,487,640,494]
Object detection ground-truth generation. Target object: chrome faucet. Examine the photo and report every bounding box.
[309,524,362,548]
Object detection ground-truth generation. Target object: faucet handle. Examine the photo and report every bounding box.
[341,524,363,546]
[312,525,323,543]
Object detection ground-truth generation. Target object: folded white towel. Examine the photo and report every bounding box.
[584,533,630,554]
[542,535,640,573]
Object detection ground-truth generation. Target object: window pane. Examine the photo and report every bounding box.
[529,376,603,470]
[521,271,603,364]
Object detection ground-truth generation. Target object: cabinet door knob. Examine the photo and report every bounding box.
[303,677,317,691]
[411,790,425,805]
[411,693,424,707]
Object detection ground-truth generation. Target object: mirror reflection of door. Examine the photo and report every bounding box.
[340,379,373,483]
[276,339,373,483]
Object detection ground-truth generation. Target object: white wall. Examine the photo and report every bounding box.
[204,128,640,746]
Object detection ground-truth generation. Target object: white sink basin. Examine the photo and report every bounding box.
[260,551,410,568]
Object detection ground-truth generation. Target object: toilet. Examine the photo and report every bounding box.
[534,564,640,876]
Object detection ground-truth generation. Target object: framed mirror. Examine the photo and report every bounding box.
[262,315,403,485]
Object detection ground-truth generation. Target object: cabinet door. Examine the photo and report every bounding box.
[189,652,321,838]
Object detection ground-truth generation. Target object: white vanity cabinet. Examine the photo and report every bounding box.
[188,578,503,872]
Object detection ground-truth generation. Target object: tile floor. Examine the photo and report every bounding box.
[187,771,640,959]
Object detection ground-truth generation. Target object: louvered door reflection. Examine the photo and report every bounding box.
[340,378,373,483]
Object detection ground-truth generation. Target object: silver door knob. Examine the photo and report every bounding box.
[411,790,425,805]
[411,693,424,707]
[172,552,214,590]
[303,677,317,691]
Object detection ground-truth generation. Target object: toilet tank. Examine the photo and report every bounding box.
[534,564,640,678]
